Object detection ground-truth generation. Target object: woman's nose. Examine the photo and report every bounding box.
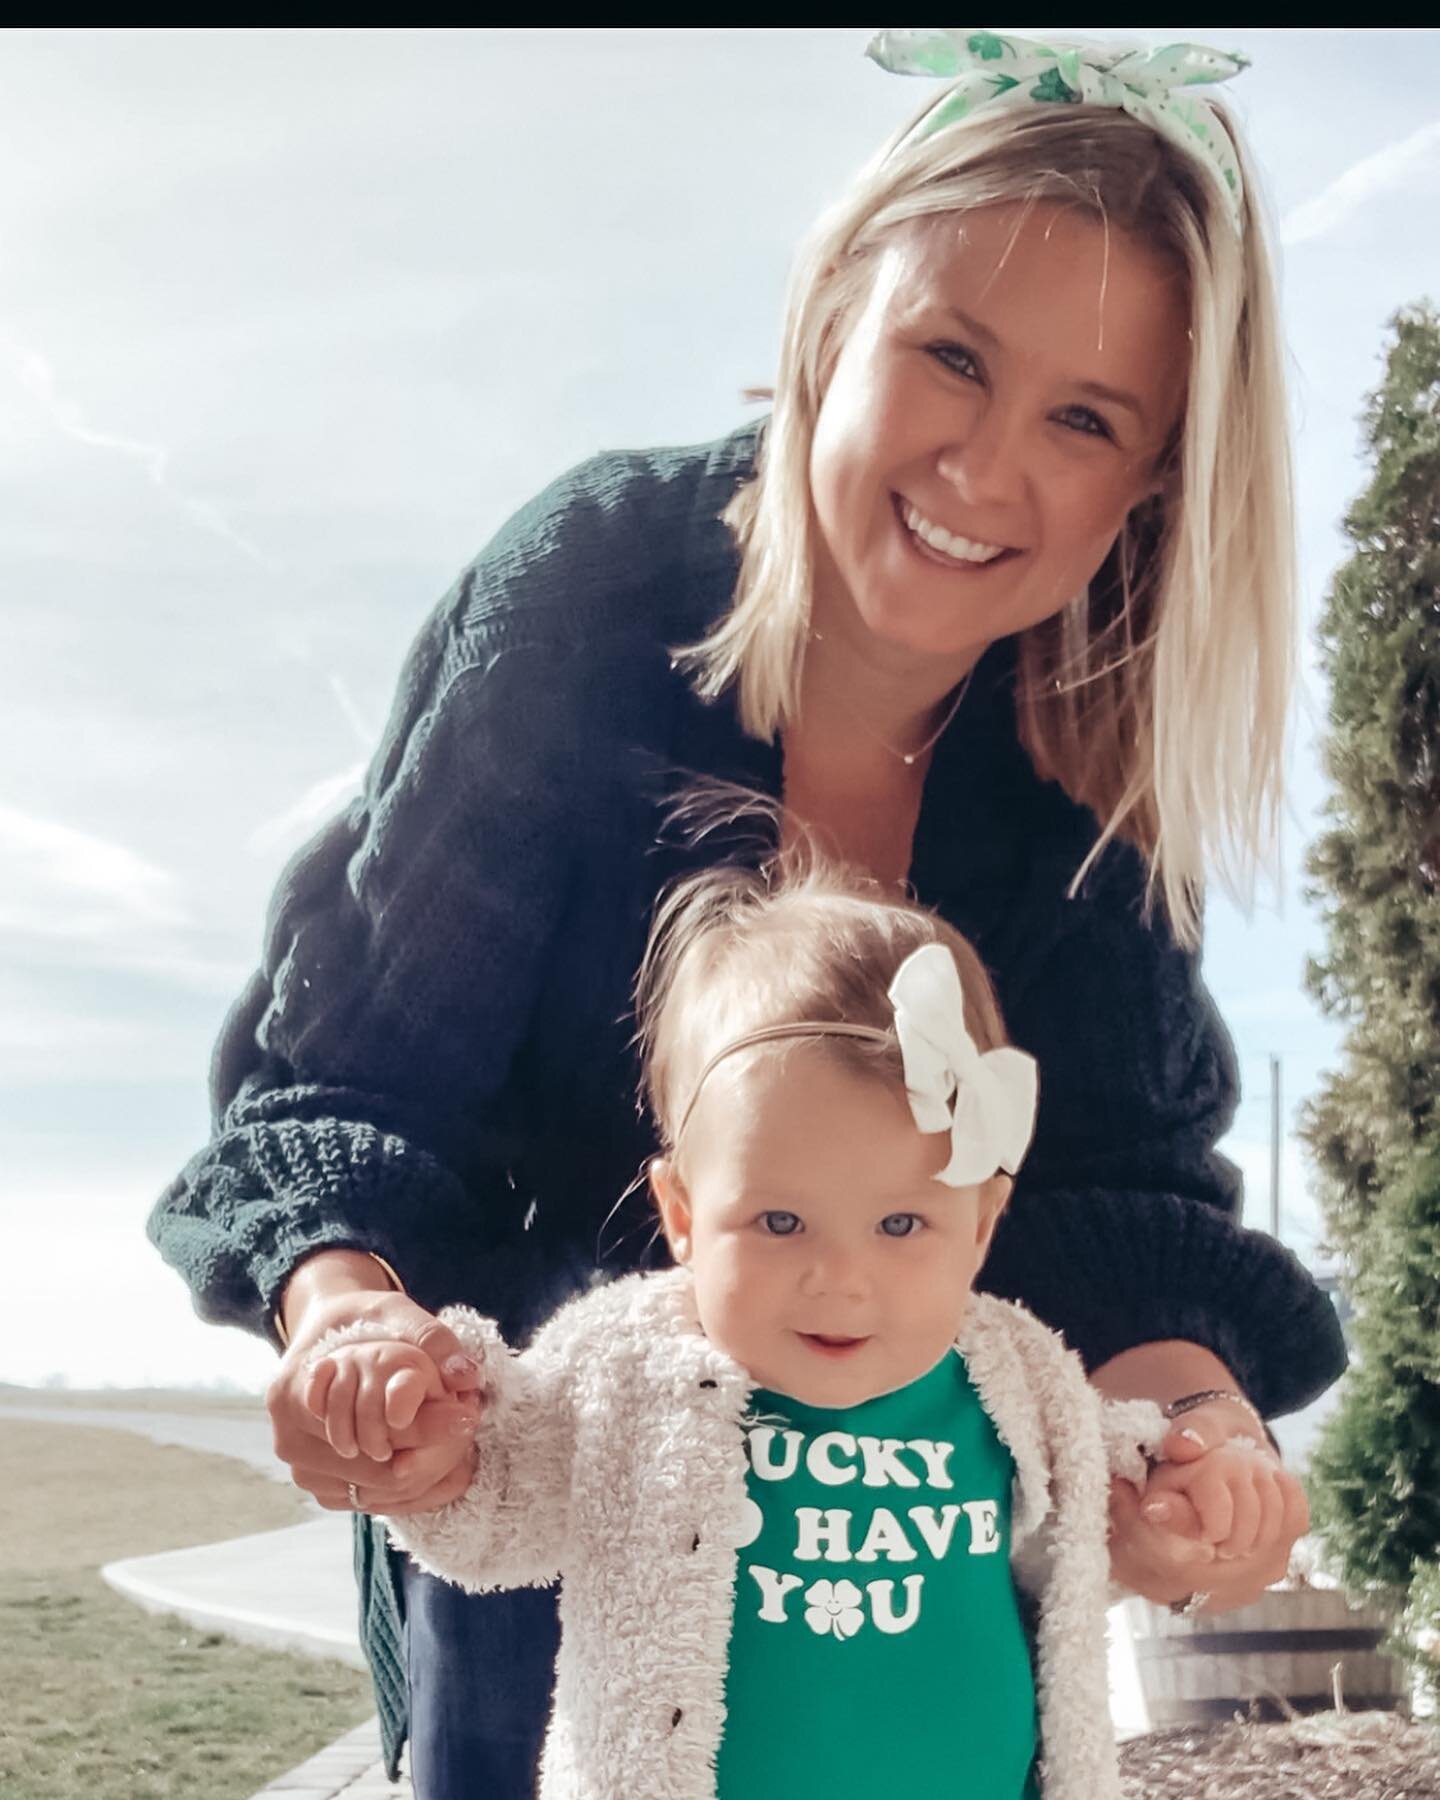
[935,399,1027,510]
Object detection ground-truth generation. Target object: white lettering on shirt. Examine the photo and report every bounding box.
[794,1508,854,1562]
[747,1564,804,1622]
[905,1504,964,1560]
[866,1575,926,1634]
[855,1436,922,1488]
[854,1507,920,1564]
[807,1431,858,1486]
[961,1499,1000,1553]
[749,1426,803,1482]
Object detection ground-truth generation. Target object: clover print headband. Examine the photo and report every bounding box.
[672,943,1039,1187]
[867,30,1251,236]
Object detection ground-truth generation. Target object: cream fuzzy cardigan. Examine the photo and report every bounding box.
[362,1269,1165,1800]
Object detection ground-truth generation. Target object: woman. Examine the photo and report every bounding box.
[151,33,1346,1798]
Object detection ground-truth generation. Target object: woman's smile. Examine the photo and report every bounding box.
[894,495,1019,571]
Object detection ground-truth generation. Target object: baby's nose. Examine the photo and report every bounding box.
[799,1249,872,1299]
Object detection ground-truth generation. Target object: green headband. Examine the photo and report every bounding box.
[867,31,1250,234]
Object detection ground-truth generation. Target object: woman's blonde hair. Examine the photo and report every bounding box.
[679,97,1294,947]
[636,843,1007,1158]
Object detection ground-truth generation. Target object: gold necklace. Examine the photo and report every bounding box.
[892,672,973,766]
[808,629,974,767]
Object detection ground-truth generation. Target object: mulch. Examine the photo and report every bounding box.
[1118,1709,1439,1798]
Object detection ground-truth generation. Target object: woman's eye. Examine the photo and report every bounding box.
[759,1210,802,1236]
[928,341,981,381]
[1055,404,1113,441]
[879,1214,924,1238]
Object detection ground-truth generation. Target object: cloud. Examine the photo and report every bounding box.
[246,764,365,858]
[0,802,189,938]
[1282,118,1440,247]
[0,321,275,568]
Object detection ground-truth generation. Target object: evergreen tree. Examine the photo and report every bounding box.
[1302,304,1440,1692]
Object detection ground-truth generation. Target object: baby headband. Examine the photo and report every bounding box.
[672,943,1038,1187]
[867,30,1250,235]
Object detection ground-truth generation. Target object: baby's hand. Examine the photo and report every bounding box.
[304,1339,448,1464]
[1140,1430,1298,1564]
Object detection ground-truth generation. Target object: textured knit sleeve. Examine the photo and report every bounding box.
[977,844,1348,1421]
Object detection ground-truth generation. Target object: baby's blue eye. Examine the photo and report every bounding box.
[880,1214,924,1238]
[760,1211,802,1236]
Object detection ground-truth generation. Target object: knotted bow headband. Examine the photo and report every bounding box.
[867,30,1251,235]
[672,943,1038,1187]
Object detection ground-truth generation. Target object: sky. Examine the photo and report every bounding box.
[4,27,1439,1391]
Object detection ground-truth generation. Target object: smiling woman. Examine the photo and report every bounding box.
[148,30,1345,1800]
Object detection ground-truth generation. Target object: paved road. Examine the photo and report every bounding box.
[0,1402,286,1481]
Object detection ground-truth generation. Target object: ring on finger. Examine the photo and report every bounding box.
[347,1481,364,1511]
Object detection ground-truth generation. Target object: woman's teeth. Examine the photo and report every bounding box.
[902,502,1007,566]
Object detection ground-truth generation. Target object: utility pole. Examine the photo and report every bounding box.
[1269,1053,1282,1243]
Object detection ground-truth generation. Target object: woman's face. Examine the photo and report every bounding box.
[808,200,1189,668]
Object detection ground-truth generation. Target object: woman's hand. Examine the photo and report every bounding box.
[268,1280,483,1517]
[1108,1399,1308,1612]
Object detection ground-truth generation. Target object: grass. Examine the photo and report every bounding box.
[0,1419,374,1800]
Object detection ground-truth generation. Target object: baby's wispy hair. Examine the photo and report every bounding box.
[635,790,1009,1156]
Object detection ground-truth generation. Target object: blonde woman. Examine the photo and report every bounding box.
[151,32,1345,1799]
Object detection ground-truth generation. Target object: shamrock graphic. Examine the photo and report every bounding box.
[803,1578,865,1641]
[965,32,1006,61]
[1030,67,1080,104]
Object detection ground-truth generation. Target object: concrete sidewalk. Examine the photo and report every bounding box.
[103,1515,365,1668]
[249,1719,408,1798]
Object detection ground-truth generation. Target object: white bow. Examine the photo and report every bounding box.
[887,944,1038,1186]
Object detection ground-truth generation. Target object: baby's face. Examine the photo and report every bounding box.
[653,1045,1008,1407]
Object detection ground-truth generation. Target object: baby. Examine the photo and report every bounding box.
[306,855,1273,1800]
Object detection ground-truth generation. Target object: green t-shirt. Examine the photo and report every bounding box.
[716,1349,1040,1799]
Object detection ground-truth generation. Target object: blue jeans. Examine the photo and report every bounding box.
[402,1559,560,1799]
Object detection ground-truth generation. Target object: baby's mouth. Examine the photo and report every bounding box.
[799,1333,871,1357]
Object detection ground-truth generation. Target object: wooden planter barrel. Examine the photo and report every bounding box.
[1124,1587,1406,1727]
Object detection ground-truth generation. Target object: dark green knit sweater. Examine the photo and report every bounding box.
[149,422,1346,1776]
